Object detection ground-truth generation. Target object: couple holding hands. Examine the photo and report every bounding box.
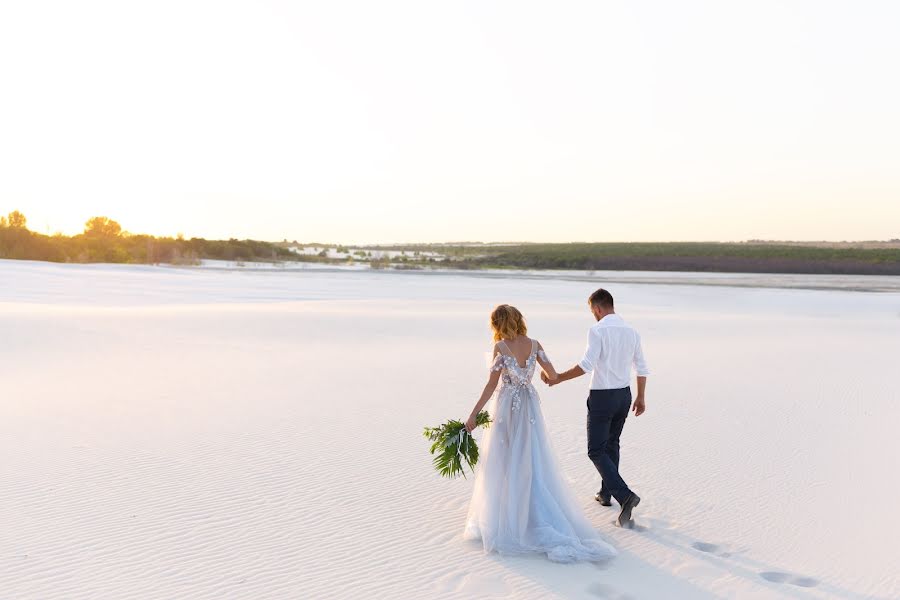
[462,288,649,563]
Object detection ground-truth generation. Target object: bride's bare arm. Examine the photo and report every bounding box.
[465,349,502,432]
[535,341,558,381]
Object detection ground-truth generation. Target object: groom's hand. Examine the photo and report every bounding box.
[632,396,646,416]
[540,371,555,386]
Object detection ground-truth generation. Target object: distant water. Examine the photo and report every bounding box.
[3,260,900,305]
[190,259,900,293]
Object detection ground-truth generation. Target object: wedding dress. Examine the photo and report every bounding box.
[463,339,616,563]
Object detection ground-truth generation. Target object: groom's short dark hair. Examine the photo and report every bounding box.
[588,288,614,309]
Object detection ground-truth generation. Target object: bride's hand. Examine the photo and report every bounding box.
[540,371,558,386]
[465,414,477,433]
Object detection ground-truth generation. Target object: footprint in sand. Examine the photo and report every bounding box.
[429,530,456,545]
[439,571,511,596]
[643,516,674,529]
[691,541,732,558]
[586,582,636,600]
[436,571,466,593]
[760,571,819,588]
[610,519,647,532]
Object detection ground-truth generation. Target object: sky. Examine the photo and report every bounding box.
[1,0,898,244]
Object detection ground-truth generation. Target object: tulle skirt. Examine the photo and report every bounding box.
[463,383,616,563]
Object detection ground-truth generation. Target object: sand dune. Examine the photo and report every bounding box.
[1,259,898,599]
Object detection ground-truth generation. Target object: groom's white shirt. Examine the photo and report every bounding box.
[578,314,650,390]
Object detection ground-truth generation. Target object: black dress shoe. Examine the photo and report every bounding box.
[594,491,612,506]
[616,493,641,527]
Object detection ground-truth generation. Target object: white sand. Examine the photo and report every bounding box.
[1,259,898,599]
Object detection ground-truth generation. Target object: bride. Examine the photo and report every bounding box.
[463,304,616,563]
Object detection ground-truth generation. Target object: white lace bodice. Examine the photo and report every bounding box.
[490,340,549,410]
[491,340,547,384]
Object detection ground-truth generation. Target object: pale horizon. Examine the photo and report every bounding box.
[2,1,898,244]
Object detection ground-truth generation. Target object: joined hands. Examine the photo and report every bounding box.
[540,371,559,387]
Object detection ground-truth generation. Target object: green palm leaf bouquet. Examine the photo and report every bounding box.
[423,411,492,479]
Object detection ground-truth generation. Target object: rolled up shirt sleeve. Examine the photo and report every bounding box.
[633,332,650,376]
[578,327,601,373]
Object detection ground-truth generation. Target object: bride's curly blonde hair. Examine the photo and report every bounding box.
[490,304,527,342]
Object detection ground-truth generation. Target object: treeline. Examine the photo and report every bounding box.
[464,242,900,275]
[0,211,303,265]
[5,210,899,274]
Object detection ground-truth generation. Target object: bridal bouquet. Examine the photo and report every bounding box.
[423,411,492,479]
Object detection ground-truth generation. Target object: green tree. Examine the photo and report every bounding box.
[84,216,122,237]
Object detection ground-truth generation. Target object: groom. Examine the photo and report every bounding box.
[541,288,649,528]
